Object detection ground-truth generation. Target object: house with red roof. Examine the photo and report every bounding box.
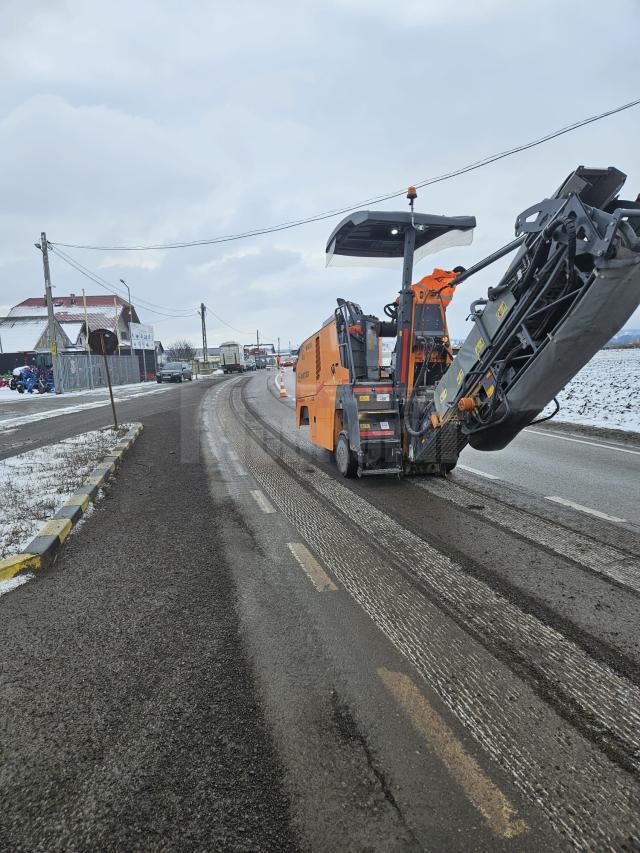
[7,294,140,349]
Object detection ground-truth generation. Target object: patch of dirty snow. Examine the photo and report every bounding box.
[542,349,640,432]
[0,426,130,559]
[0,572,34,597]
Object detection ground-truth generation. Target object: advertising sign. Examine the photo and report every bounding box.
[130,322,155,350]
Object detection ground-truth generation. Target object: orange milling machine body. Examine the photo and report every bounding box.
[295,267,459,468]
[295,169,640,477]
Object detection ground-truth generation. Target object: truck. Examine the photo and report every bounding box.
[220,341,245,374]
[296,166,640,477]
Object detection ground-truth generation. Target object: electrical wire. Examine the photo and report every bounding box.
[204,304,250,336]
[49,245,199,319]
[49,245,196,317]
[48,243,252,334]
[49,96,640,252]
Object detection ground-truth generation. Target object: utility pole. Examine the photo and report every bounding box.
[119,278,133,350]
[37,232,62,394]
[82,288,94,389]
[256,329,260,349]
[121,277,146,381]
[200,303,208,366]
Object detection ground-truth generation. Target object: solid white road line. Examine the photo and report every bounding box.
[544,496,627,524]
[250,489,276,514]
[526,429,640,457]
[287,542,337,592]
[457,464,500,480]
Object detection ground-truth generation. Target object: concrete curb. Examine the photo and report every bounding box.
[0,423,143,583]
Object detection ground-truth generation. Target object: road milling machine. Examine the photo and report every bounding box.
[295,166,640,477]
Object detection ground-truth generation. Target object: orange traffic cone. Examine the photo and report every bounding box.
[278,370,289,399]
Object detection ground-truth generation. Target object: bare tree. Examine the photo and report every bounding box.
[165,339,197,362]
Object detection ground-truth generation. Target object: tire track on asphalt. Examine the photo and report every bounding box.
[410,477,640,595]
[235,383,640,774]
[218,379,640,851]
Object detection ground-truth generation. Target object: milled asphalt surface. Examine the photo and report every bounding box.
[2,373,640,850]
[277,367,640,529]
[0,378,297,852]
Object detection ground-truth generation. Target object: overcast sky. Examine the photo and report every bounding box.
[2,0,639,350]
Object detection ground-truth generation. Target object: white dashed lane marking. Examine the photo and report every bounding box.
[251,489,276,514]
[287,542,337,592]
[226,450,246,476]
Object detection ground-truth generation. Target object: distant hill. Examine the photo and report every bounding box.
[608,328,640,346]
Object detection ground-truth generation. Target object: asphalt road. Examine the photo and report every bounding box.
[460,426,640,527]
[279,366,640,530]
[1,373,639,850]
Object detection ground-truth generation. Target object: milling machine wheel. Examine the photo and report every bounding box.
[335,433,357,478]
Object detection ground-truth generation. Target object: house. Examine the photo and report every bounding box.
[154,340,166,366]
[8,294,141,349]
[0,316,71,372]
[195,346,221,367]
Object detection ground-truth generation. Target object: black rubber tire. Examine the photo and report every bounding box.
[335,433,357,478]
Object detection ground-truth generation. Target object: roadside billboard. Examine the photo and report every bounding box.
[129,322,154,350]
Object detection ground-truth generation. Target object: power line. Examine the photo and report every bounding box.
[204,304,250,336]
[48,243,251,334]
[49,245,196,315]
[48,245,197,318]
[49,96,640,252]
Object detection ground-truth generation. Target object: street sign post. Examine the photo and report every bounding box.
[89,328,119,428]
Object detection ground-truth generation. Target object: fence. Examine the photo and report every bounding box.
[57,352,140,392]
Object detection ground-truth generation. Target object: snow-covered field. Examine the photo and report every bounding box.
[0,427,128,561]
[549,349,640,432]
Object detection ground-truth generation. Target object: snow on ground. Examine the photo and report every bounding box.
[0,381,165,404]
[0,426,129,560]
[545,349,640,432]
[282,351,639,433]
[0,572,34,597]
[0,385,174,431]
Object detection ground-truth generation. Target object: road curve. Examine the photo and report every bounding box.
[1,372,639,851]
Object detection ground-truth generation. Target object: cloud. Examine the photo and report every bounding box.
[1,0,639,349]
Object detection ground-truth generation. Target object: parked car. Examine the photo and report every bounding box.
[157,362,193,383]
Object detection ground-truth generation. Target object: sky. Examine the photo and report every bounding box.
[1,0,639,351]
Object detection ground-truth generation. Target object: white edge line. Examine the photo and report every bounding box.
[544,496,626,524]
[458,464,500,480]
[526,428,640,457]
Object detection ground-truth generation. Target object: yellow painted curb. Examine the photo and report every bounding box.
[65,494,90,511]
[0,553,41,582]
[39,518,73,543]
[1,423,143,583]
